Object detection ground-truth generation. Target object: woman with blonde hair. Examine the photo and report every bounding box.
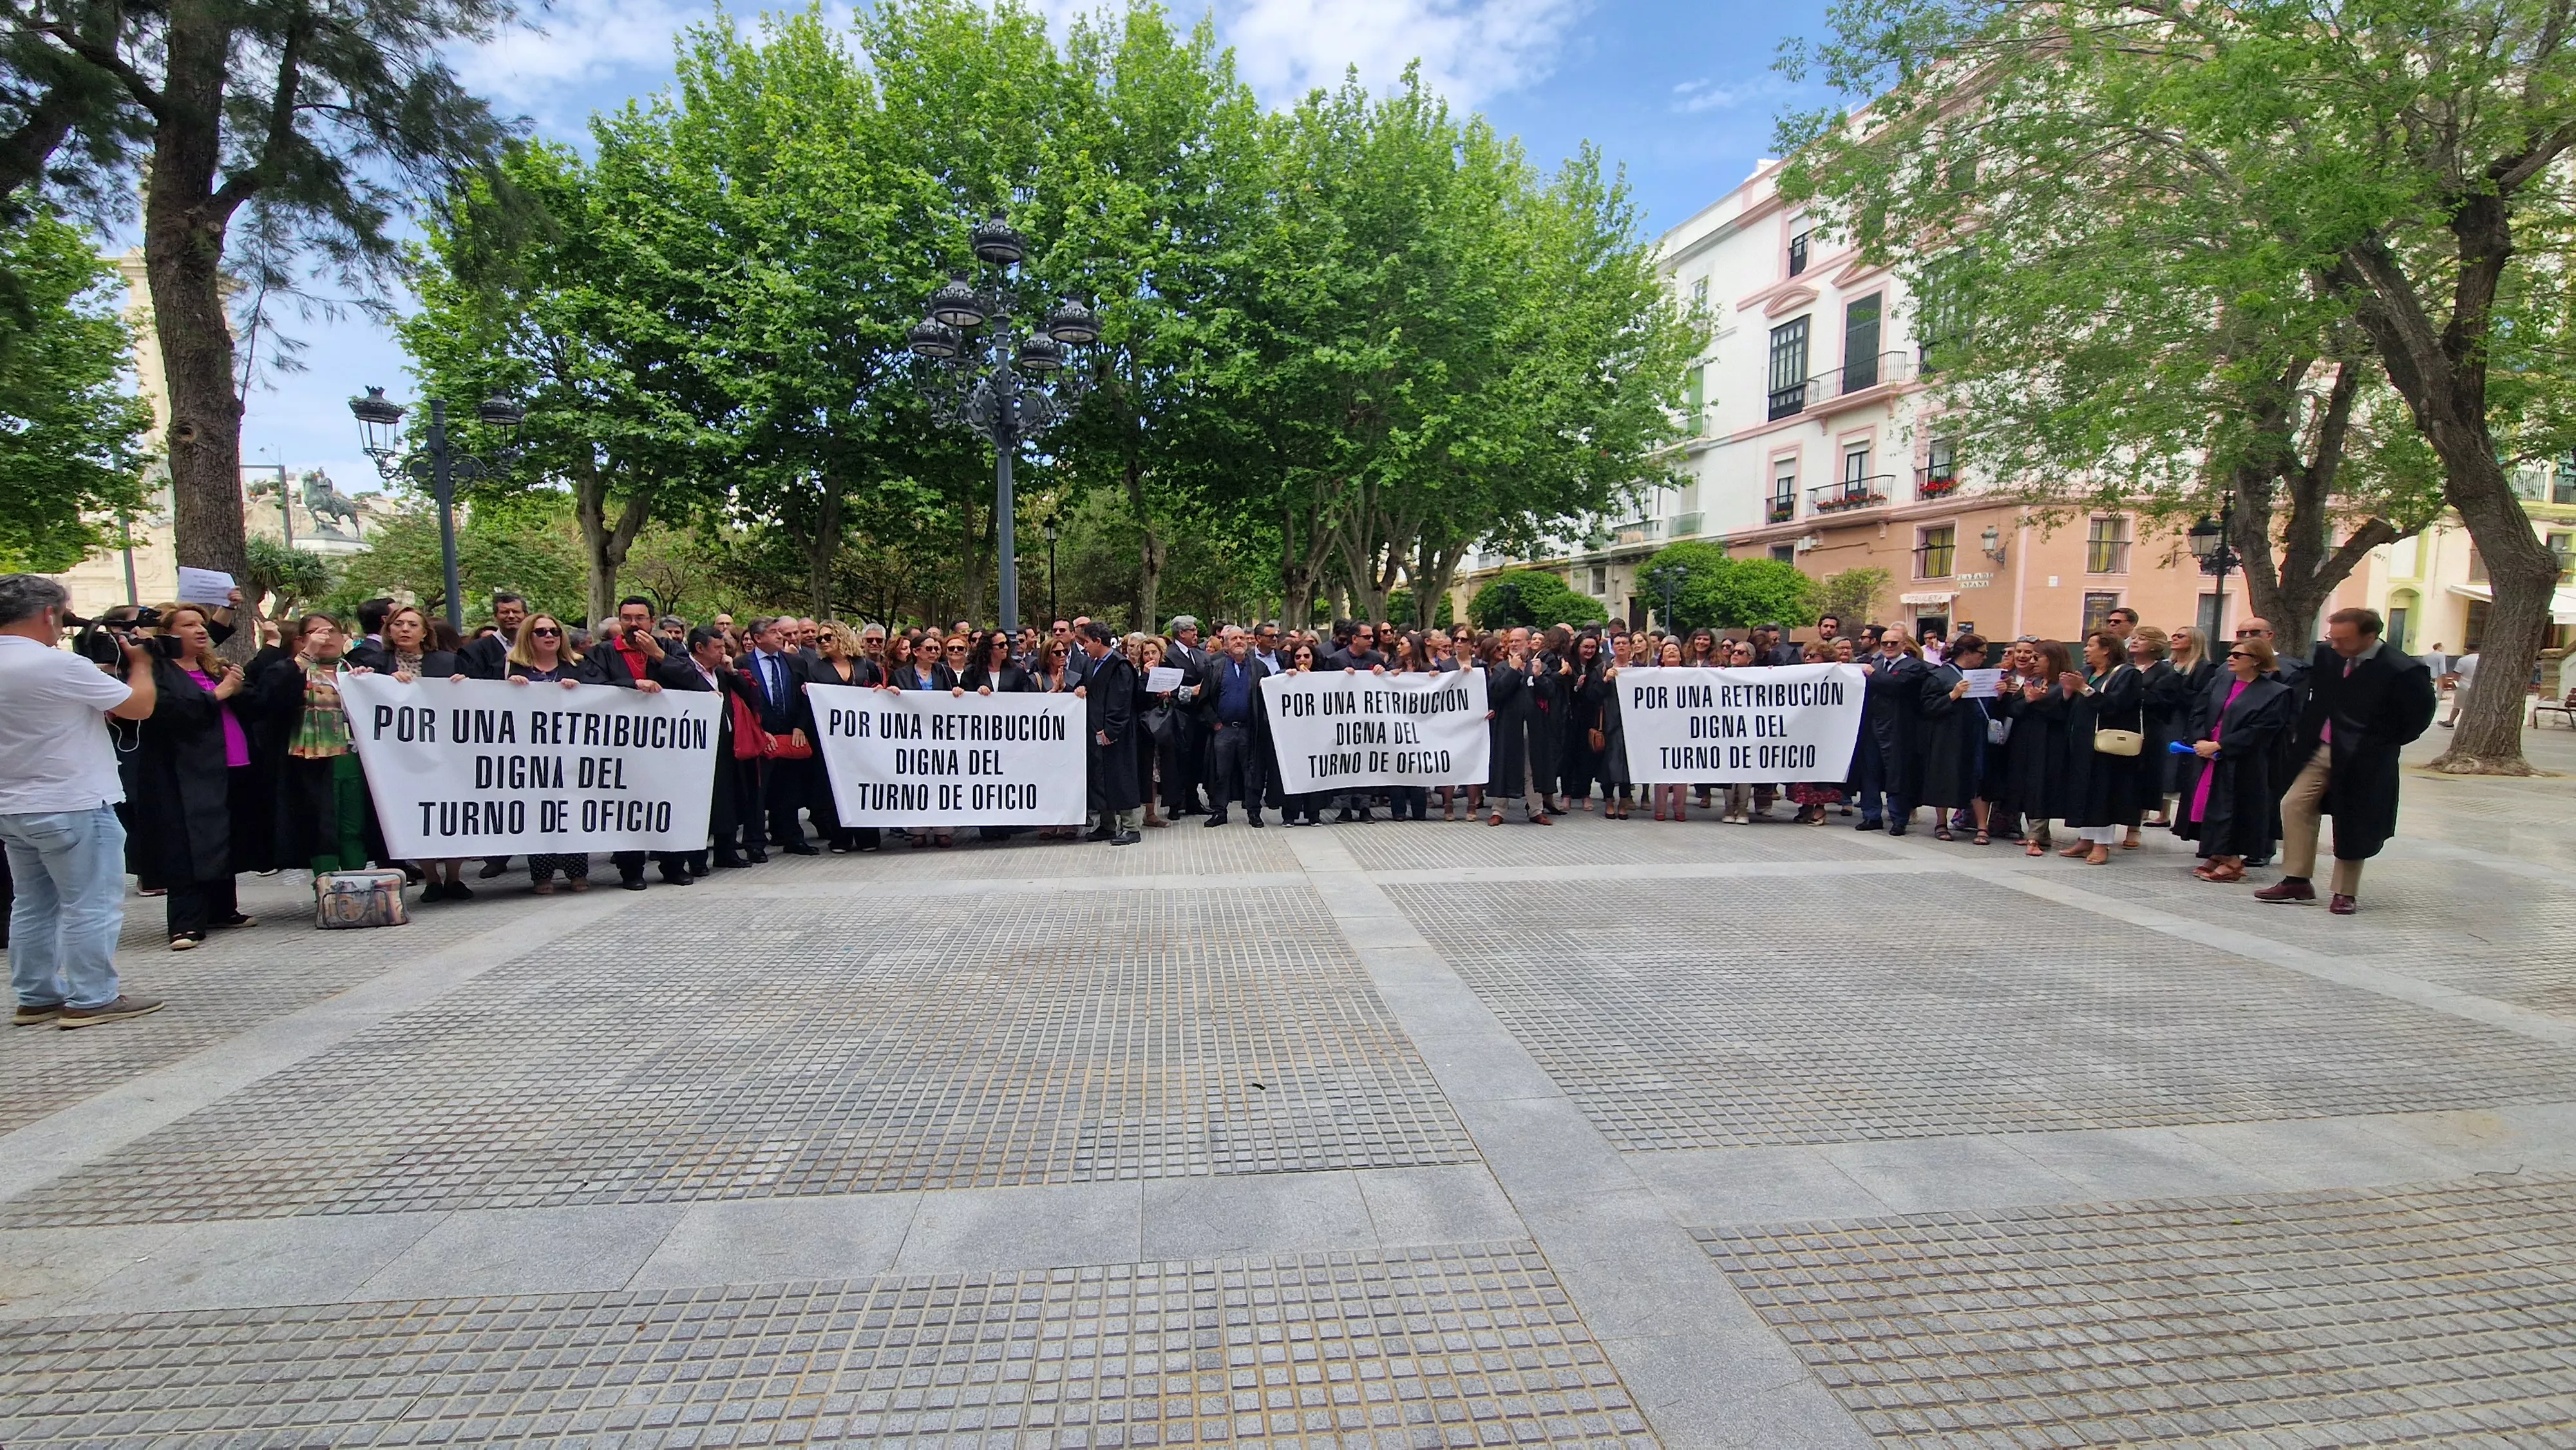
[128,603,267,948]
[1131,634,1173,829]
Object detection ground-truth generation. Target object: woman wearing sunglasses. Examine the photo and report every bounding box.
[2171,634,2297,883]
[501,615,591,892]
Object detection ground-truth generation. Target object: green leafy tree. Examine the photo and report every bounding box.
[1781,0,2576,774]
[1707,558,1820,632]
[328,493,586,625]
[1468,569,1605,629]
[241,535,334,619]
[0,209,148,570]
[1637,541,1728,632]
[10,0,525,592]
[1817,567,1889,628]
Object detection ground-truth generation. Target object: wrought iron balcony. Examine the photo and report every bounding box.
[1810,476,1897,514]
[1916,466,1960,500]
[1766,493,1796,524]
[1766,352,1920,422]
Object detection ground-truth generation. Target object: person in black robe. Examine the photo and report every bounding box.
[122,607,265,949]
[2255,608,2437,912]
[800,623,885,852]
[2003,639,2074,854]
[2056,630,2148,865]
[2171,634,2296,881]
[1853,630,1929,833]
[1559,632,1608,811]
[1582,634,1633,818]
[1482,637,1547,824]
[2130,626,2189,839]
[1276,643,1331,825]
[1915,633,1998,843]
[1527,626,1575,813]
[1079,623,1141,843]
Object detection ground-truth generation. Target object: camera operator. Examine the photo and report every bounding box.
[0,574,165,1029]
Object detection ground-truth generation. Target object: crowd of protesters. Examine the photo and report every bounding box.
[1,569,2438,1030]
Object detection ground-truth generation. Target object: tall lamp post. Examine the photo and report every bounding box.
[1645,561,1690,632]
[2187,500,2241,637]
[348,388,526,630]
[904,208,1097,635]
[1043,513,1063,623]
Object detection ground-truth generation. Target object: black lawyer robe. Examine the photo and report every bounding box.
[2061,664,2150,828]
[1914,663,1993,811]
[2170,675,2296,860]
[1084,650,1142,814]
[1484,661,1531,796]
[2290,641,2437,861]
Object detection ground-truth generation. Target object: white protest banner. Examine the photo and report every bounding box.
[808,684,1087,826]
[1617,664,1865,784]
[1260,669,1490,793]
[338,674,722,858]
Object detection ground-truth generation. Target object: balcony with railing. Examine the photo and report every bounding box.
[1915,466,1960,500]
[1668,511,1704,538]
[1810,475,1897,514]
[1765,351,1920,422]
[1766,491,1796,524]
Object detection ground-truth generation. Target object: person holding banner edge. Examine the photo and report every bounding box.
[1079,622,1142,843]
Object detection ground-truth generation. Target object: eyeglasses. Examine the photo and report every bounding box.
[531,626,561,637]
[946,645,969,654]
[2226,650,2253,660]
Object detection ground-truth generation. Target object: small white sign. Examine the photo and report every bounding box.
[1960,668,2004,699]
[175,567,236,606]
[1144,664,1185,693]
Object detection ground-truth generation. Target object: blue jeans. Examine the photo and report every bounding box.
[1,805,129,1010]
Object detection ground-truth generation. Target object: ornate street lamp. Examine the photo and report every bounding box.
[2188,500,2242,636]
[348,387,527,629]
[1043,513,1063,622]
[1645,561,1691,632]
[906,207,1096,634]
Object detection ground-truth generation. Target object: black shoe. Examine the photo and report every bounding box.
[420,881,450,903]
[1203,813,1228,827]
[1247,814,1265,828]
[746,850,770,864]
[1113,830,1142,845]
[712,852,748,869]
[620,874,649,892]
[1856,819,1884,833]
[445,883,475,901]
[477,859,511,880]
[782,842,819,856]
[1087,826,1116,842]
[660,866,694,885]
[1886,825,1908,837]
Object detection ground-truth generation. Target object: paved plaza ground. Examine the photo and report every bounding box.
[3,726,2574,1449]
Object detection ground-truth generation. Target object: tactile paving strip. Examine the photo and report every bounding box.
[1380,875,2576,1149]
[0,872,544,1134]
[1696,1175,2576,1448]
[1332,810,1895,872]
[0,1240,1656,1449]
[2,891,1475,1227]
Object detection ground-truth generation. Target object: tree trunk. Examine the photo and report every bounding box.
[573,455,651,626]
[2223,360,2401,662]
[806,476,844,620]
[2438,478,2553,773]
[144,6,249,588]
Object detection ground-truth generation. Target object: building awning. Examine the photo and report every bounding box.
[2445,582,2576,623]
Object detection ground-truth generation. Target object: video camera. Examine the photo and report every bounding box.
[62,606,169,669]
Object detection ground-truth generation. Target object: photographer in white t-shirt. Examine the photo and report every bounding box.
[2440,649,2479,728]
[0,574,164,1028]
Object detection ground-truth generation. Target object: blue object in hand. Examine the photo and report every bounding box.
[2167,740,2197,755]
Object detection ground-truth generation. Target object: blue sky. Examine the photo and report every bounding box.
[243,0,1833,494]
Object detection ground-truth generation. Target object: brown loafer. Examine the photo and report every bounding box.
[2253,878,2316,904]
[13,1002,64,1026]
[2329,894,2357,916]
[57,995,166,1030]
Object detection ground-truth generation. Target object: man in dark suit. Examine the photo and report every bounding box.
[1162,615,1211,816]
[1197,626,1271,826]
[736,615,816,856]
[578,596,692,889]
[459,593,526,683]
[656,625,753,872]
[343,597,395,672]
[2255,607,2436,915]
[1078,621,1141,843]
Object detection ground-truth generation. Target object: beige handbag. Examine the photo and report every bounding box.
[2092,728,2143,757]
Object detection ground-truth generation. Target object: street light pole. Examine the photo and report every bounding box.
[2188,497,2241,637]
[1044,514,1061,623]
[905,209,1097,636]
[352,387,525,631]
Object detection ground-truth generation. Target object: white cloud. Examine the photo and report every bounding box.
[1669,73,1788,114]
[1210,0,1593,109]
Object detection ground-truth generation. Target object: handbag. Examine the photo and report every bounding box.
[1587,727,1607,753]
[2092,728,2143,757]
[1987,717,2012,746]
[766,730,813,760]
[1143,703,1178,744]
[315,869,408,930]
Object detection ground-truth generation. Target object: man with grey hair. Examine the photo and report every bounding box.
[1163,615,1210,815]
[0,574,164,1028]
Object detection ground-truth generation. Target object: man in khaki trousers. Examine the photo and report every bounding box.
[2255,608,2438,916]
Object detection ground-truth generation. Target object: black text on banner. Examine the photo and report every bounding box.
[1616,663,1866,783]
[337,674,722,857]
[808,684,1088,825]
[1260,669,1491,792]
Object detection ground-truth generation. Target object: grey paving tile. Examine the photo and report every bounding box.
[1139,1169,1374,1261]
[0,1239,1659,1449]
[2179,1114,2472,1189]
[1627,1145,1888,1225]
[1999,1124,2290,1200]
[1354,1163,1525,1247]
[0,1222,191,1319]
[1599,1335,1876,1450]
[357,1201,683,1299]
[893,1179,1140,1272]
[626,1190,918,1290]
[1697,1174,2576,1449]
[59,1212,442,1313]
[1820,1135,2088,1214]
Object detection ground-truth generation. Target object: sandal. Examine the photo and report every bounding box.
[567,878,590,892]
[2059,844,2090,858]
[1973,831,1990,845]
[2085,845,2110,865]
[1935,827,1955,842]
[2025,841,2045,856]
[531,880,556,896]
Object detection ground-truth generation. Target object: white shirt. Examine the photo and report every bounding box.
[0,635,135,814]
[2454,652,2480,688]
